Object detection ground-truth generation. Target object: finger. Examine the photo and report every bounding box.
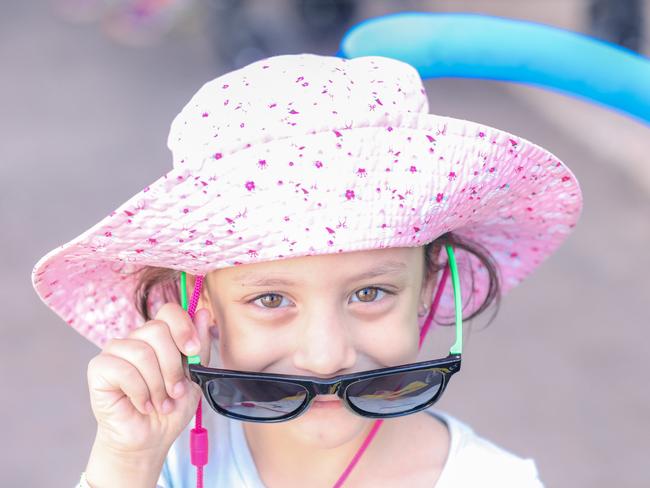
[88,353,154,416]
[154,303,200,357]
[103,338,170,414]
[129,320,189,400]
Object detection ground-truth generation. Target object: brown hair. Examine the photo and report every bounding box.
[134,232,501,324]
[423,232,501,326]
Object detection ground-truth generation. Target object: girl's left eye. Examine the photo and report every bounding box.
[252,293,291,309]
[350,287,389,303]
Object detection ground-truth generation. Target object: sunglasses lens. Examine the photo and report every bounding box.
[206,378,308,420]
[346,368,445,415]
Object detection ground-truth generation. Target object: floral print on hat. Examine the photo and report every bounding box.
[32,54,582,348]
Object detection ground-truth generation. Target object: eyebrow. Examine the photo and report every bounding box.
[233,260,408,287]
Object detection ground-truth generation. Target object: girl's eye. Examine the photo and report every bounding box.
[251,287,391,309]
[351,287,387,303]
[253,293,289,309]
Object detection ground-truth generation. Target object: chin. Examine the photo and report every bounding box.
[287,405,373,449]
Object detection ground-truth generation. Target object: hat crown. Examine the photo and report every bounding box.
[167,54,429,169]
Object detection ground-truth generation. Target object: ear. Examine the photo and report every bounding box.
[419,243,442,310]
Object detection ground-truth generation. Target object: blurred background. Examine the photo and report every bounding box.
[2,0,649,486]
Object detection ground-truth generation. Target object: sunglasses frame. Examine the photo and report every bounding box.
[183,243,463,423]
[189,355,461,422]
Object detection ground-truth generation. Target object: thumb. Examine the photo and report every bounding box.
[193,308,214,366]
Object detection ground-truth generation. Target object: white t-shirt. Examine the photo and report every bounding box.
[156,406,543,487]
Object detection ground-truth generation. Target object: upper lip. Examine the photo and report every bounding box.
[314,395,340,402]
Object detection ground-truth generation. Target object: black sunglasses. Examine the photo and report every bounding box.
[182,244,463,423]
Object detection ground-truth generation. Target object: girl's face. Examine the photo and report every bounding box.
[202,246,437,449]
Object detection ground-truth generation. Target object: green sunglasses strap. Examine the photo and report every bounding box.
[445,244,463,355]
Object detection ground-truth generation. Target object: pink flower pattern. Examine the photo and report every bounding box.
[31,53,582,349]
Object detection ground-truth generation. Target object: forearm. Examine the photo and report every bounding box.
[84,433,167,488]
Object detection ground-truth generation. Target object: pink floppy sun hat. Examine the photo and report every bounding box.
[32,54,582,349]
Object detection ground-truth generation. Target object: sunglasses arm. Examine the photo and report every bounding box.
[445,244,463,356]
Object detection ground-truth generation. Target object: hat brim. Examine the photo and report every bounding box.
[33,113,582,348]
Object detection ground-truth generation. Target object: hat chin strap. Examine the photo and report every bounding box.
[418,263,450,350]
[186,264,450,488]
[184,276,207,488]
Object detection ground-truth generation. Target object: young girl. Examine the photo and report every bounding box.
[32,54,582,487]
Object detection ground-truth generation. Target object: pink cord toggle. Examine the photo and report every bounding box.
[190,426,208,467]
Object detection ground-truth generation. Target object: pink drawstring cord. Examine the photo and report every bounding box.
[332,264,451,487]
[187,276,203,320]
[187,264,451,488]
[331,419,384,488]
[419,264,450,351]
[185,276,207,488]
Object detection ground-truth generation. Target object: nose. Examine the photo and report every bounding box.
[292,305,357,377]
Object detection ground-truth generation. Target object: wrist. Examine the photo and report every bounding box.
[85,433,166,488]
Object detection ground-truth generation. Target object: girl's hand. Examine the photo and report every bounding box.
[86,304,213,457]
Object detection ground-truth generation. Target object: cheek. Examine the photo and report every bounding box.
[217,321,288,370]
[356,312,420,366]
[208,298,284,370]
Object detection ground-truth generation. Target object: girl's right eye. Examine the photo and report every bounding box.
[252,293,291,309]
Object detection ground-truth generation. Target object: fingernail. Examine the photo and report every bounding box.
[172,381,185,398]
[162,398,174,414]
[184,339,199,355]
[145,401,154,414]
